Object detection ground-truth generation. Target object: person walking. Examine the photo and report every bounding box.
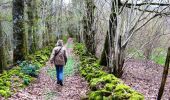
[50,40,67,86]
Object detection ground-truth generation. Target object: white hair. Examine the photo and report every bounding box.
[56,40,63,46]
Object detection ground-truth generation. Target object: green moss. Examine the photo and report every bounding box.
[5,81,11,87]
[80,69,88,77]
[0,45,53,98]
[129,92,144,100]
[0,89,11,98]
[112,84,141,100]
[105,83,116,91]
[85,73,95,81]
[90,78,103,90]
[89,90,112,100]
[114,84,133,94]
[74,43,144,100]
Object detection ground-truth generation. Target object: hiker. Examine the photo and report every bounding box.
[50,40,67,86]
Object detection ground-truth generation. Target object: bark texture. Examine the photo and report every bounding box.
[83,0,96,55]
[13,0,27,62]
[0,19,7,73]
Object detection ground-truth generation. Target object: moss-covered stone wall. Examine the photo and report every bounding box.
[74,43,144,100]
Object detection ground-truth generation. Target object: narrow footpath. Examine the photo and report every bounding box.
[8,38,89,100]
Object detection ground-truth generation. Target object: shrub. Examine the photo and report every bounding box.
[19,61,39,77]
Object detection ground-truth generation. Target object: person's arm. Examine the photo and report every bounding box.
[50,48,56,63]
[64,48,68,64]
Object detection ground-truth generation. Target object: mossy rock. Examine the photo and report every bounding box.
[102,74,117,83]
[105,83,116,91]
[0,89,11,98]
[5,81,11,87]
[88,90,112,100]
[112,84,136,99]
[90,78,105,91]
[91,62,100,68]
[85,73,95,82]
[129,92,144,100]
[80,69,88,77]
[114,84,134,94]
[74,43,144,100]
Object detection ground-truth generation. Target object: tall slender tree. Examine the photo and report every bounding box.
[27,0,34,53]
[157,47,170,100]
[13,0,27,62]
[83,0,96,54]
[27,0,38,53]
[0,17,7,73]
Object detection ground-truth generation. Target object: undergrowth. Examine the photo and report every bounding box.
[74,43,144,100]
[0,45,53,98]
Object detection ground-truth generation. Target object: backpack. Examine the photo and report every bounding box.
[54,47,67,65]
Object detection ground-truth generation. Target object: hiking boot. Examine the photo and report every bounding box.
[57,81,60,84]
[59,81,63,86]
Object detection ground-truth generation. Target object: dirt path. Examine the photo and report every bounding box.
[122,59,170,100]
[8,38,89,100]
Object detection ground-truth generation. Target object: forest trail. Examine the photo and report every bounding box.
[8,38,89,100]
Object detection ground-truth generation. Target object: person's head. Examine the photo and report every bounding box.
[56,39,64,47]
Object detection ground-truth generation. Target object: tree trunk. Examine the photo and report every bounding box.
[0,19,7,73]
[27,0,35,53]
[83,0,96,55]
[13,0,27,62]
[157,47,170,100]
[100,0,123,77]
[32,0,38,52]
[100,31,109,66]
[27,0,39,52]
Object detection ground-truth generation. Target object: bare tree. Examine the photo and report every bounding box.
[100,0,170,77]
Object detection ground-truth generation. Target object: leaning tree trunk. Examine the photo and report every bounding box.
[157,47,170,100]
[13,0,27,62]
[0,18,7,73]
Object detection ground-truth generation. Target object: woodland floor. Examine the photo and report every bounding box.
[7,38,89,100]
[3,38,170,100]
[122,59,170,100]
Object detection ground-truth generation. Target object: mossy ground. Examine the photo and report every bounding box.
[0,45,53,98]
[74,43,144,100]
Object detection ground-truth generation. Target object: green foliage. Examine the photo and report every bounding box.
[19,61,39,77]
[62,35,69,44]
[0,67,22,98]
[74,43,86,56]
[0,89,11,98]
[0,45,53,98]
[151,48,166,65]
[27,45,53,64]
[74,43,144,100]
[23,77,31,86]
